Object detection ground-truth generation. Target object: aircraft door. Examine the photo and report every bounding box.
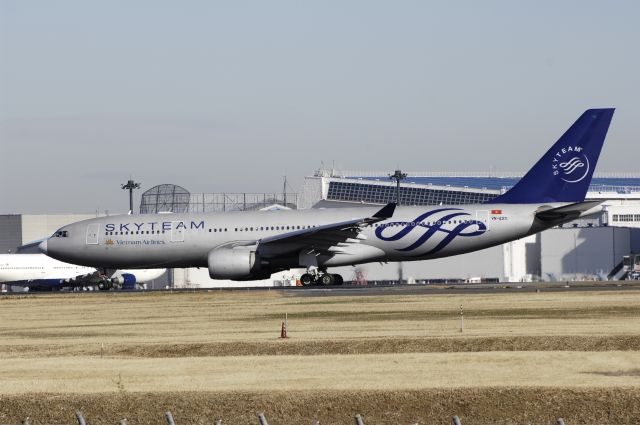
[476,210,490,230]
[171,221,185,242]
[86,223,100,245]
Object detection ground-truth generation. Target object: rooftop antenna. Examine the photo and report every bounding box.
[283,175,287,208]
[121,178,141,214]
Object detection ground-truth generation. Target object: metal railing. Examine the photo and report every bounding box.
[187,193,299,212]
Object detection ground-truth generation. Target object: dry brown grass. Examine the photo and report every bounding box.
[2,290,640,348]
[1,290,640,423]
[1,351,640,394]
[2,335,640,358]
[1,389,639,425]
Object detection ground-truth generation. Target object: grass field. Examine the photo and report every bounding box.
[0,289,639,424]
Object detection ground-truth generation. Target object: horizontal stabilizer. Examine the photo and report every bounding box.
[535,200,603,222]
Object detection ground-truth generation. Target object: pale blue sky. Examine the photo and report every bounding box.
[1,1,639,213]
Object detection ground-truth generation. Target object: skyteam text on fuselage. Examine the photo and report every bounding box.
[40,109,615,285]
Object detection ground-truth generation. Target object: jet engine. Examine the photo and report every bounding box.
[111,273,136,285]
[107,273,137,290]
[207,247,263,280]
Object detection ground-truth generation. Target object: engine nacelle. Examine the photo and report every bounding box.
[208,248,261,280]
[112,273,137,289]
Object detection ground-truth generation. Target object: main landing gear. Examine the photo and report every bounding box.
[300,271,344,286]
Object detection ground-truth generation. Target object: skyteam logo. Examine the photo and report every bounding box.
[551,145,590,183]
[374,208,486,254]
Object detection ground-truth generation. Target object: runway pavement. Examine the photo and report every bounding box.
[2,280,640,297]
[284,280,640,296]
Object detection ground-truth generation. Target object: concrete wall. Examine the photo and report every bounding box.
[297,176,325,210]
[0,215,22,253]
[503,234,540,282]
[21,214,98,244]
[330,245,504,282]
[541,227,632,280]
[630,229,640,253]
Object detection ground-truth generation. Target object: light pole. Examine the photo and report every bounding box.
[121,179,141,213]
[389,169,407,206]
[389,169,407,284]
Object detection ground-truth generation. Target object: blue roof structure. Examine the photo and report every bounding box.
[350,176,640,193]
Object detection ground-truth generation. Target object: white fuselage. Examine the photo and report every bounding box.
[42,203,559,277]
[0,254,165,287]
[0,254,95,283]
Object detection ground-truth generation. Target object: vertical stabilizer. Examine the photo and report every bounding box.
[489,109,614,204]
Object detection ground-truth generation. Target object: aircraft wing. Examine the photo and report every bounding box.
[5,270,104,287]
[62,270,106,286]
[256,203,396,255]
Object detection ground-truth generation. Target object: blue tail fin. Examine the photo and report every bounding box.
[489,108,615,204]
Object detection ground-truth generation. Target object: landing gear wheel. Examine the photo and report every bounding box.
[97,282,112,291]
[332,274,344,286]
[300,273,315,286]
[319,273,335,286]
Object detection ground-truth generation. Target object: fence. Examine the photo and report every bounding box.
[187,193,299,212]
[10,411,572,425]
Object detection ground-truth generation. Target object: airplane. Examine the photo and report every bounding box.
[39,109,615,286]
[0,253,165,291]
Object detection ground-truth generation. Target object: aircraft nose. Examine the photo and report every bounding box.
[38,240,48,254]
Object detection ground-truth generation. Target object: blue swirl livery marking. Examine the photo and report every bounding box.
[374,208,487,254]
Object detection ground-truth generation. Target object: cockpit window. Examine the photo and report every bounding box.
[54,230,69,238]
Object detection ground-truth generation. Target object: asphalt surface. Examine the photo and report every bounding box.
[2,281,640,297]
[284,281,640,296]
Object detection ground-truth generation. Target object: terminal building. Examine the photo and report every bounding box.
[2,171,640,290]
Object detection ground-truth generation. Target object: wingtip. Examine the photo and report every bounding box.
[373,202,396,219]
